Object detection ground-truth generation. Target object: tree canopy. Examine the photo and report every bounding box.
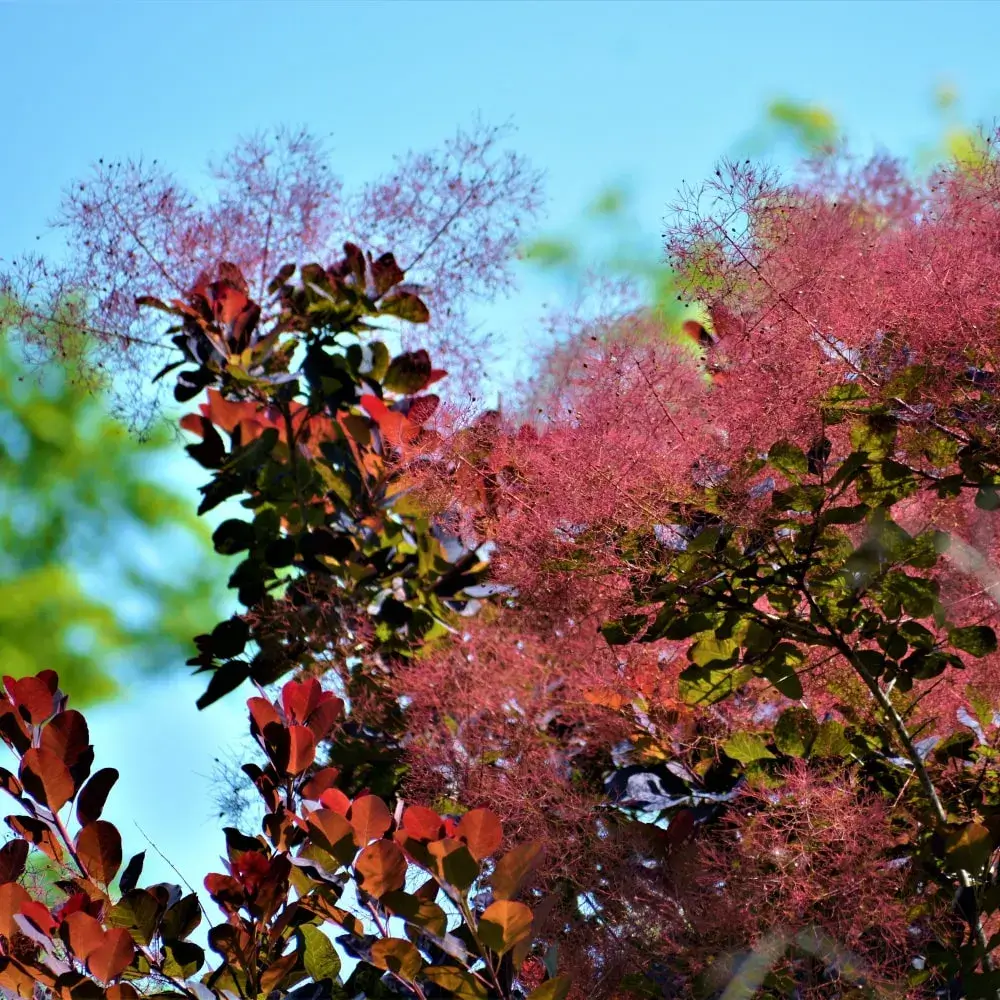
[7,119,1000,1000]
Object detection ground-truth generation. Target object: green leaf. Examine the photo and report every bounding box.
[106,889,163,945]
[944,822,993,874]
[824,383,868,406]
[379,292,430,324]
[422,966,488,999]
[850,413,897,460]
[686,525,722,553]
[820,504,870,526]
[768,440,808,478]
[689,636,740,668]
[772,485,825,513]
[161,941,205,978]
[297,924,342,982]
[949,626,998,658]
[933,731,976,764]
[976,487,1000,511]
[722,731,775,765]
[527,976,574,1000]
[761,644,805,699]
[658,612,717,641]
[160,893,201,943]
[810,720,853,759]
[774,708,818,758]
[367,341,391,382]
[601,614,647,645]
[678,664,751,706]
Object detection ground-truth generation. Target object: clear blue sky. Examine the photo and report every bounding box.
[4,0,1000,936]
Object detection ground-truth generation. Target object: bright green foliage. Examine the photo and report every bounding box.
[0,300,224,704]
[600,380,1000,993]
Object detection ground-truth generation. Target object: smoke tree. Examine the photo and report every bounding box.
[1,123,542,431]
[8,120,1000,1000]
[395,141,1000,995]
[0,252,569,1000]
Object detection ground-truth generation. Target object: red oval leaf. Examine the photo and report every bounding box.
[61,910,105,959]
[354,840,407,898]
[402,805,444,842]
[77,821,122,885]
[20,748,75,812]
[456,808,503,860]
[4,675,56,724]
[286,725,316,775]
[87,927,135,983]
[350,795,393,846]
[0,839,29,883]
[318,787,351,816]
[41,710,90,766]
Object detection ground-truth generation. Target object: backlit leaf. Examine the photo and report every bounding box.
[350,794,393,845]
[76,820,122,885]
[949,626,998,658]
[427,839,480,891]
[478,899,533,955]
[20,747,75,812]
[422,966,488,999]
[456,808,502,859]
[297,924,341,982]
[527,976,574,1000]
[722,732,775,766]
[354,840,407,897]
[87,927,135,983]
[491,841,544,900]
[370,937,422,981]
[945,822,993,874]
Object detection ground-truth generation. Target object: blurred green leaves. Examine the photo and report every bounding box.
[0,299,224,704]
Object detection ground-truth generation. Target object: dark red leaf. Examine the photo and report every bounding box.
[286,725,316,775]
[76,768,119,826]
[0,840,29,884]
[305,697,343,740]
[371,252,405,296]
[281,678,321,726]
[0,703,30,754]
[402,806,444,842]
[405,395,440,426]
[4,675,56,725]
[41,710,90,766]
[299,767,341,801]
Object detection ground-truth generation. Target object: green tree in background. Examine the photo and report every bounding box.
[0,298,224,704]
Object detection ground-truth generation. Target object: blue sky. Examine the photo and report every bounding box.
[4,0,1000,945]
